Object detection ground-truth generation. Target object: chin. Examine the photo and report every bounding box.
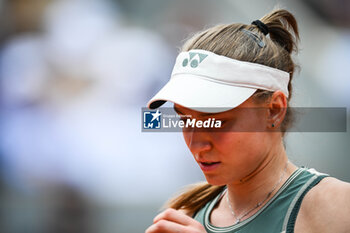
[204,175,227,186]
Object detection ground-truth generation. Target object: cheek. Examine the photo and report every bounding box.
[212,132,251,148]
[212,132,267,160]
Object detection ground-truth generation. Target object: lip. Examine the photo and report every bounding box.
[198,162,221,172]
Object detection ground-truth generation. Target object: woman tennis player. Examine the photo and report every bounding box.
[145,9,350,233]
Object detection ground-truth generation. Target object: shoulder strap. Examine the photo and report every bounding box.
[282,169,329,233]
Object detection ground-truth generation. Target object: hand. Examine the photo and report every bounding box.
[145,208,206,233]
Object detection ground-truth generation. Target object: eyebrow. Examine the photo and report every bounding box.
[173,106,216,117]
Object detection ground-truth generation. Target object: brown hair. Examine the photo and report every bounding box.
[165,9,300,216]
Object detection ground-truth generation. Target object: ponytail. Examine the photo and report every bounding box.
[260,9,299,54]
[164,182,225,216]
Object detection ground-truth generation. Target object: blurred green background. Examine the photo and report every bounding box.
[0,0,349,232]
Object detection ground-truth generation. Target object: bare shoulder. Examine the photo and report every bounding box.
[295,177,350,233]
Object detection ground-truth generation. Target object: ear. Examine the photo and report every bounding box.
[267,91,287,129]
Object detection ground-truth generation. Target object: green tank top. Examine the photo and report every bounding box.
[193,167,328,233]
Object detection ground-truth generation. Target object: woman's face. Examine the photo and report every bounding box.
[174,97,275,186]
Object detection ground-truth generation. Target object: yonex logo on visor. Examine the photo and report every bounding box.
[182,52,208,68]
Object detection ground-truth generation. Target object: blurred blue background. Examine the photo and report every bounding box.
[0,0,349,232]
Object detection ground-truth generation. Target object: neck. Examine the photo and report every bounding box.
[226,141,297,216]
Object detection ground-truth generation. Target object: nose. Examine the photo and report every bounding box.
[185,129,212,155]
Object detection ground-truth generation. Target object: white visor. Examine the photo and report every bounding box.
[147,49,289,113]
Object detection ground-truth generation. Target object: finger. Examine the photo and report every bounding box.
[146,219,187,233]
[153,208,193,226]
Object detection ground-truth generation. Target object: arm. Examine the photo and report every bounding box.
[295,177,350,233]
